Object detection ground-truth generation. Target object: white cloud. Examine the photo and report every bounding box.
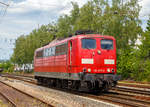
[139,0,150,30]
[8,1,57,13]
[7,0,88,14]
[1,0,88,38]
[139,0,150,17]
[8,0,69,14]
[0,0,88,60]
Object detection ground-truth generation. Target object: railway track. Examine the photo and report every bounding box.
[119,80,150,85]
[1,73,36,84]
[83,93,150,107]
[0,86,17,107]
[1,73,150,107]
[1,73,34,78]
[112,86,150,96]
[0,80,52,107]
[118,82,150,89]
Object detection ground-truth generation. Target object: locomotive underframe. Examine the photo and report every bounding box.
[35,72,119,92]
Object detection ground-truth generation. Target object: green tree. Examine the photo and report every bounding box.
[74,0,142,49]
[11,24,55,65]
[11,35,26,65]
[137,16,150,81]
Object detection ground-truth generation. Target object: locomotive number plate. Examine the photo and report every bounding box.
[82,58,94,64]
[104,59,114,64]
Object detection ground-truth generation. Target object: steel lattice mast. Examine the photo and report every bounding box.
[0,1,9,7]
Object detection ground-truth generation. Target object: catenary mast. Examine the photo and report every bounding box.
[0,1,9,7]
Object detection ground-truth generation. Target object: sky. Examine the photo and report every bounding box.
[0,0,150,60]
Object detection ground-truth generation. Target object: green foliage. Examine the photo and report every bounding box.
[55,0,142,50]
[11,25,54,65]
[0,61,14,73]
[118,16,150,82]
[73,0,142,49]
[135,16,150,81]
[117,49,139,79]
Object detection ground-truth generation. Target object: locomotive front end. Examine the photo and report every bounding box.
[78,35,120,91]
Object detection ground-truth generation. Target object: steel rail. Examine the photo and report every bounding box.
[112,87,150,96]
[118,82,150,89]
[1,74,36,84]
[103,93,150,106]
[93,95,148,107]
[0,80,53,107]
[0,91,17,107]
[1,73,34,78]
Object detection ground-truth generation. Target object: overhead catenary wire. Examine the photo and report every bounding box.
[0,1,10,24]
[0,1,11,60]
[0,6,8,24]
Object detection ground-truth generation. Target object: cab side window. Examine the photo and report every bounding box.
[36,50,43,58]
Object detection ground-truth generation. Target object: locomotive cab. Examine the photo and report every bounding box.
[76,35,119,91]
[79,35,116,73]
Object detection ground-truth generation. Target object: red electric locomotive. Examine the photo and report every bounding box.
[34,31,120,92]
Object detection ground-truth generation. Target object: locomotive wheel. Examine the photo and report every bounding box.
[56,79,62,88]
[37,77,42,85]
[74,81,80,90]
[62,79,68,89]
[87,81,101,93]
[48,78,55,87]
[103,81,110,92]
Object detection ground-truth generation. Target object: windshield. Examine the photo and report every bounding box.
[82,38,96,49]
[101,39,113,50]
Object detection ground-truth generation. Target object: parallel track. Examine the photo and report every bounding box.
[112,86,150,96]
[119,80,150,85]
[0,89,17,107]
[0,79,52,107]
[118,82,150,89]
[83,93,150,107]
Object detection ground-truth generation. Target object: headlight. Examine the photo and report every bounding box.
[107,68,110,72]
[87,68,91,72]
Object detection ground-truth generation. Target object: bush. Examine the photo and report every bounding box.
[117,49,141,80]
[0,61,14,73]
